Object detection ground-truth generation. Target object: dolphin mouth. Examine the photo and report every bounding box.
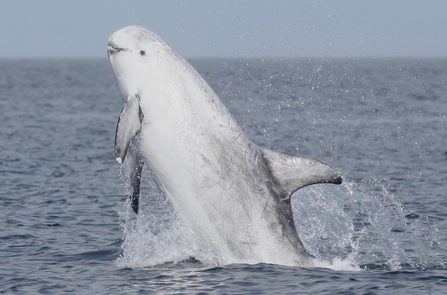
[107,44,127,55]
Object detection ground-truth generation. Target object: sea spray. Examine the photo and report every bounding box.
[293,179,442,270]
[116,164,225,267]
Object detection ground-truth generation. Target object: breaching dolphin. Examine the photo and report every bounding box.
[107,25,342,266]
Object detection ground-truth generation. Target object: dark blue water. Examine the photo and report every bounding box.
[1,58,446,294]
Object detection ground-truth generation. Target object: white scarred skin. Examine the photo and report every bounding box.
[108,26,341,266]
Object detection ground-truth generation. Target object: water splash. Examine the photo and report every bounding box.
[293,179,443,271]
[115,201,194,267]
[115,164,224,268]
[116,161,442,270]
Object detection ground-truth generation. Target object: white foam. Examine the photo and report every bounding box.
[116,206,196,268]
[313,256,361,272]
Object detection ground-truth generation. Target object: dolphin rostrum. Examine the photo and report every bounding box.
[107,26,342,266]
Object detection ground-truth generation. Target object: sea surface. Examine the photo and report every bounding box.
[1,58,446,294]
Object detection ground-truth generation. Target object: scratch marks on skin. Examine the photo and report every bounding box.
[176,127,259,235]
[225,116,244,144]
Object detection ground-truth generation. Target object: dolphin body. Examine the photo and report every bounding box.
[107,26,342,266]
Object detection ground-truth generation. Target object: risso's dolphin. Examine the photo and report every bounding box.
[107,25,342,266]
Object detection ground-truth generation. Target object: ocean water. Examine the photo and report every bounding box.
[1,58,446,294]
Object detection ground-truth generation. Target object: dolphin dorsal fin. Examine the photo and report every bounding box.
[261,148,342,197]
[115,95,143,163]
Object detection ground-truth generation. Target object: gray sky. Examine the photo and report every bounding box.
[1,0,446,59]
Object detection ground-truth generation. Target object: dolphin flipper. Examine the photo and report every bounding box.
[115,95,143,163]
[126,142,144,214]
[261,148,342,198]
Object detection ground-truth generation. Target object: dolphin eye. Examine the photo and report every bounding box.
[140,50,145,56]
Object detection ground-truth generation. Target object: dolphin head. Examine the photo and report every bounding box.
[107,26,170,101]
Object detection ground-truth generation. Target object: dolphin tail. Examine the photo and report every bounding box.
[261,148,342,198]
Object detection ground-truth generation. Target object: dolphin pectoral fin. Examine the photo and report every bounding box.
[115,95,143,163]
[128,146,144,214]
[261,148,342,196]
